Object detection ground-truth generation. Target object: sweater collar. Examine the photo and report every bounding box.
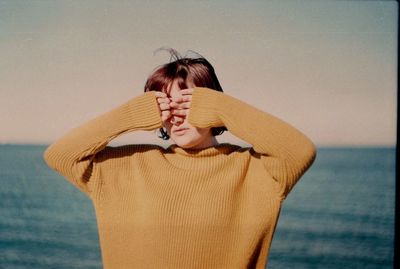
[167,143,238,157]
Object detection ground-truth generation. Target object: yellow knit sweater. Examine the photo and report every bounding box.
[44,87,316,269]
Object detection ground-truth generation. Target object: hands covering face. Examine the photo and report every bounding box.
[154,88,194,125]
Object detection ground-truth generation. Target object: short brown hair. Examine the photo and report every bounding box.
[144,48,227,140]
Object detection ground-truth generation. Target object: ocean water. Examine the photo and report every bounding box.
[0,145,395,269]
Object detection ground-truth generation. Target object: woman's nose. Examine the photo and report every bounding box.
[170,116,184,125]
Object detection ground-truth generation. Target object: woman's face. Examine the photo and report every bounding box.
[164,80,216,149]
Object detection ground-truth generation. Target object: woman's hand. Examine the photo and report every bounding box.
[169,88,193,118]
[155,91,171,123]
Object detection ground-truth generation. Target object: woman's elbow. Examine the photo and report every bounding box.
[302,140,317,169]
[43,143,62,171]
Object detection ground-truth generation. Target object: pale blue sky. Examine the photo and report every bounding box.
[0,0,397,146]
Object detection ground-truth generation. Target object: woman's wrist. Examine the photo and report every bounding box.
[188,87,224,129]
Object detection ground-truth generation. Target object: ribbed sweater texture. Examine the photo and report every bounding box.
[44,87,316,269]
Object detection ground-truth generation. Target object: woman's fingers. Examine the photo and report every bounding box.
[157,97,170,105]
[155,92,170,106]
[154,91,167,98]
[153,90,193,120]
[159,102,170,111]
[161,110,171,122]
[157,98,170,105]
[170,95,192,103]
[169,101,190,109]
[154,91,171,122]
[155,92,171,117]
[171,109,188,117]
[169,91,192,117]
[179,88,194,95]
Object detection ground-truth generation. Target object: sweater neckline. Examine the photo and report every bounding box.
[167,143,238,157]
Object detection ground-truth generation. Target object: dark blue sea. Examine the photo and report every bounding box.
[0,145,395,269]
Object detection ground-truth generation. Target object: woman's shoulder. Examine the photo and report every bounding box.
[95,144,165,161]
[163,143,251,157]
[220,143,252,153]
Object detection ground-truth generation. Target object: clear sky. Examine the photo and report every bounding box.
[0,0,397,147]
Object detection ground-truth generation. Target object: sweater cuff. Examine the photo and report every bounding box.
[188,87,225,129]
[126,91,162,130]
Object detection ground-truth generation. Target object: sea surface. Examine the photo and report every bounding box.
[0,145,395,269]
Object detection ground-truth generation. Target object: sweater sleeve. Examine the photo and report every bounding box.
[188,87,316,199]
[43,91,162,196]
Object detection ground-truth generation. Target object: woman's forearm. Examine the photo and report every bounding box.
[43,92,162,194]
[188,87,316,197]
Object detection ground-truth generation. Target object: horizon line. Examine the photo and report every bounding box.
[0,142,396,149]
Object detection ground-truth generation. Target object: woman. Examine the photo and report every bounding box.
[44,49,316,269]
